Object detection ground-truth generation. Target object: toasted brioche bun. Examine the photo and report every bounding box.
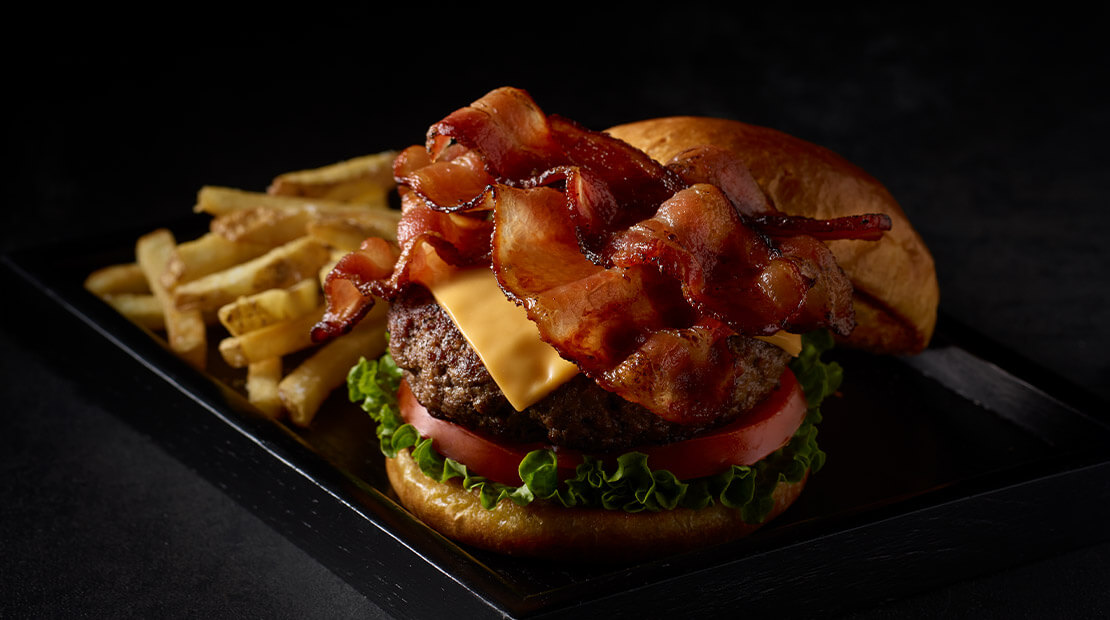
[386,447,806,561]
[606,117,939,355]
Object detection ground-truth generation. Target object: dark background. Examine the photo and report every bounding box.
[4,6,1108,618]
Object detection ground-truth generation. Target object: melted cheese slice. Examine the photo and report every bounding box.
[756,331,802,357]
[429,267,580,411]
[429,267,802,411]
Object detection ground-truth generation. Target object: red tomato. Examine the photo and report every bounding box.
[633,369,807,480]
[398,380,552,486]
[396,369,807,487]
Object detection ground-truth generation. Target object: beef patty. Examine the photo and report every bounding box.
[387,285,791,453]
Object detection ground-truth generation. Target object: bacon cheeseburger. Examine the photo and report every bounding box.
[312,87,938,560]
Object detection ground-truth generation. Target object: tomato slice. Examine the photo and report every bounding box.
[397,369,807,487]
[397,380,554,486]
[635,369,807,480]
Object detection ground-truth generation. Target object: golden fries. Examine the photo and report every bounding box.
[217,279,320,336]
[209,206,313,247]
[102,293,165,330]
[195,186,387,217]
[306,209,402,251]
[90,150,400,427]
[268,151,397,205]
[280,303,389,427]
[172,236,331,313]
[218,305,325,368]
[84,263,150,296]
[136,229,207,369]
[318,249,347,289]
[162,232,270,290]
[246,358,284,419]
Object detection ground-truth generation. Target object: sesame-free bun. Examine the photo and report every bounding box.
[606,117,939,355]
[386,447,806,561]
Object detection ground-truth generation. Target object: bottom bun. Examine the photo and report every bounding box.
[386,448,807,561]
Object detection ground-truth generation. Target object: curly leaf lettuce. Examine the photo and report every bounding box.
[348,331,840,523]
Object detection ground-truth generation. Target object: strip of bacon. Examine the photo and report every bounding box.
[664,143,892,239]
[548,115,686,259]
[664,144,777,216]
[312,237,398,342]
[604,183,855,337]
[397,145,495,213]
[426,87,564,182]
[749,212,892,241]
[311,190,493,342]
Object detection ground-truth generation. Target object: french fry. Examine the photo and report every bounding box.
[102,293,165,330]
[84,263,150,296]
[217,278,320,336]
[135,229,207,369]
[268,151,397,204]
[194,186,387,217]
[307,220,367,253]
[218,305,325,368]
[209,206,314,247]
[172,236,331,313]
[318,249,347,289]
[305,209,402,251]
[162,232,270,290]
[246,358,284,419]
[279,303,389,427]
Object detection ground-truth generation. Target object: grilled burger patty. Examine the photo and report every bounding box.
[387,285,792,453]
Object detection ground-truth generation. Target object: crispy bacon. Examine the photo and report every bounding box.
[426,86,564,183]
[397,145,494,213]
[311,191,493,342]
[665,145,776,217]
[316,86,889,423]
[549,116,686,258]
[312,237,398,342]
[749,212,892,241]
[605,183,855,337]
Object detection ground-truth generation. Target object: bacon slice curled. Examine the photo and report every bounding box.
[316,87,890,424]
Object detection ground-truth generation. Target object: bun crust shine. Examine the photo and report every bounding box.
[606,117,939,355]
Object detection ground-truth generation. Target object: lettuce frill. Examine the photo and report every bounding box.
[348,332,841,524]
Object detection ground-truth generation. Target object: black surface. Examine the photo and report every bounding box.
[5,7,1109,618]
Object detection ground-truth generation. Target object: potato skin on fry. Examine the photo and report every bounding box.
[217,279,320,336]
[280,307,388,427]
[247,358,285,419]
[267,151,397,205]
[172,237,331,313]
[162,233,270,290]
[84,263,150,296]
[102,293,165,330]
[135,229,207,369]
[218,306,325,368]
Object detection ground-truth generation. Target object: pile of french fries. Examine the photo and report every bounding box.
[83,151,401,427]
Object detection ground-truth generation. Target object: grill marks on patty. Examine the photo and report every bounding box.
[387,285,792,453]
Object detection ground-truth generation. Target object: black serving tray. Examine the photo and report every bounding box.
[5,218,1110,618]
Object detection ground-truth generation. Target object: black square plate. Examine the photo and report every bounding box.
[5,219,1109,618]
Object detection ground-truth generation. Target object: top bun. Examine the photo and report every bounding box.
[606,117,939,355]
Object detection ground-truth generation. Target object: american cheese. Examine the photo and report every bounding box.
[755,331,803,357]
[429,267,580,411]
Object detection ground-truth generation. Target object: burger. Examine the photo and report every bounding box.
[311,87,938,561]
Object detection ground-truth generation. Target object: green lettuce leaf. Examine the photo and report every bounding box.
[349,330,840,524]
